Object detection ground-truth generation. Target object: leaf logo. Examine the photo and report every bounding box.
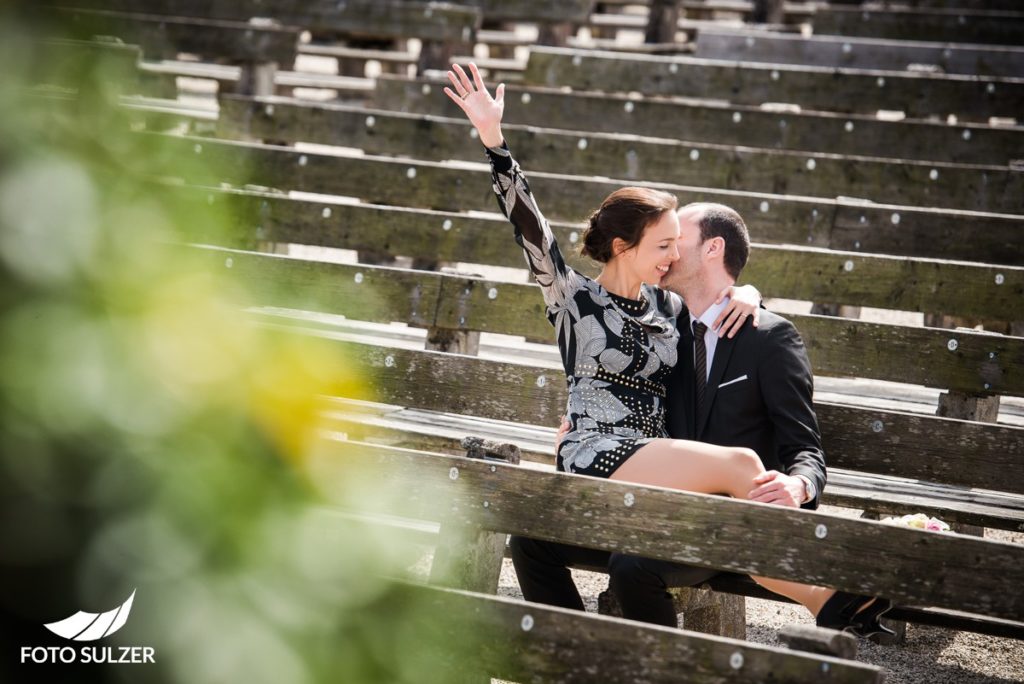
[43,589,136,641]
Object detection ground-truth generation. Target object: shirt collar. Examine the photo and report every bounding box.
[689,297,730,332]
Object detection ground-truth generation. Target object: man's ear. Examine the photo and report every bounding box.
[703,236,726,259]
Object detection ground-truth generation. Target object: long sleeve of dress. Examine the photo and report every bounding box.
[486,143,578,311]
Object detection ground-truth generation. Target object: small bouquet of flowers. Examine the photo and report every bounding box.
[879,512,951,532]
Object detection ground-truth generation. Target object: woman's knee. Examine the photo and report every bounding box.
[729,446,763,474]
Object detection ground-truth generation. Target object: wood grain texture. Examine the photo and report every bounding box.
[50,8,300,63]
[197,244,1024,394]
[319,411,1024,530]
[695,28,1024,78]
[402,583,885,683]
[307,335,1024,497]
[318,439,1024,621]
[157,134,1024,266]
[523,46,1024,123]
[218,95,1023,213]
[180,186,1024,323]
[810,5,1024,45]
[49,0,482,41]
[458,0,594,23]
[374,75,1024,168]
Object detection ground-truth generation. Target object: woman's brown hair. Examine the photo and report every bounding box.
[580,187,678,263]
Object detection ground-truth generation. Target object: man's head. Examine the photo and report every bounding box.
[662,202,750,295]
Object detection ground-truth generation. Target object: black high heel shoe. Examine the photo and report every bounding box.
[816,591,895,639]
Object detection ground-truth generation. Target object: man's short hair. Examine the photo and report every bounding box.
[682,202,750,280]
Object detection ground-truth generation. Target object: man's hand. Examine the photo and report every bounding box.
[555,416,570,451]
[747,470,805,507]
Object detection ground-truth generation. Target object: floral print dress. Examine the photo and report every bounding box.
[487,144,683,477]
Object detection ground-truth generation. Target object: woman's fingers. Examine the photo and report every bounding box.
[452,63,474,94]
[446,70,467,97]
[495,82,505,102]
[443,87,470,112]
[469,62,487,93]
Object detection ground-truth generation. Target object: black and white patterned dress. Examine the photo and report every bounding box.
[488,144,683,478]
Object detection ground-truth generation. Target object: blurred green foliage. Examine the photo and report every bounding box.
[0,8,488,683]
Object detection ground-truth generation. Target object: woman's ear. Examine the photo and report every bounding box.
[611,237,629,259]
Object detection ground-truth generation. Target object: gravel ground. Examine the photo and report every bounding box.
[411,508,1024,683]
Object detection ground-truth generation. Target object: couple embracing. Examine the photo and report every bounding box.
[443,62,892,637]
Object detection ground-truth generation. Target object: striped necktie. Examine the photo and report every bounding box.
[693,320,708,415]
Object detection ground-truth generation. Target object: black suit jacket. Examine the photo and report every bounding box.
[665,308,826,509]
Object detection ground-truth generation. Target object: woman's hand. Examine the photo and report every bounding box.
[444,62,506,149]
[712,284,761,338]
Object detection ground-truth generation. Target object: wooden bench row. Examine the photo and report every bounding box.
[810,4,1024,46]
[320,445,889,682]
[218,94,1023,214]
[360,579,888,683]
[185,242,1024,516]
[175,184,1023,325]
[694,26,1024,78]
[591,1,1024,45]
[522,46,1024,123]
[314,409,1024,623]
[161,132,1024,266]
[374,75,1024,168]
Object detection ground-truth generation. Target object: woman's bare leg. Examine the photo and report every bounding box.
[610,439,842,618]
[610,438,765,500]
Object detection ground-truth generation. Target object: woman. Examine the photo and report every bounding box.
[444,62,891,636]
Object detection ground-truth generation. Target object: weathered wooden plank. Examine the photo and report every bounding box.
[323,407,1024,530]
[217,95,1022,213]
[811,6,1024,46]
[695,27,1024,78]
[320,394,1024,498]
[522,46,1024,122]
[180,187,1024,321]
[185,238,1024,400]
[48,8,300,63]
[868,0,1023,10]
[741,245,1024,321]
[198,241,1024,394]
[155,135,1024,266]
[825,472,1024,532]
[374,75,1024,167]
[458,0,594,23]
[184,244,440,327]
[48,0,482,42]
[394,583,885,683]
[428,273,1024,395]
[317,437,1024,620]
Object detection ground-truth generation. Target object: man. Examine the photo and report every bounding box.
[509,202,826,627]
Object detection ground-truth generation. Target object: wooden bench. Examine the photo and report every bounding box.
[694,26,1024,78]
[155,133,1024,266]
[49,0,483,79]
[170,238,1023,530]
[521,45,1024,123]
[45,7,302,65]
[355,579,888,682]
[312,435,1024,635]
[217,94,1023,214]
[372,75,1024,168]
[809,5,1024,46]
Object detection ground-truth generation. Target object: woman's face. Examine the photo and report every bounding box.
[614,210,681,285]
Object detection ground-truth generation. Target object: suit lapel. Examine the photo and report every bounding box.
[696,331,738,438]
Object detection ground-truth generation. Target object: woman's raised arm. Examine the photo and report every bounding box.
[445,63,576,311]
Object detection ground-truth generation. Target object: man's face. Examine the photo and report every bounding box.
[661,209,704,294]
